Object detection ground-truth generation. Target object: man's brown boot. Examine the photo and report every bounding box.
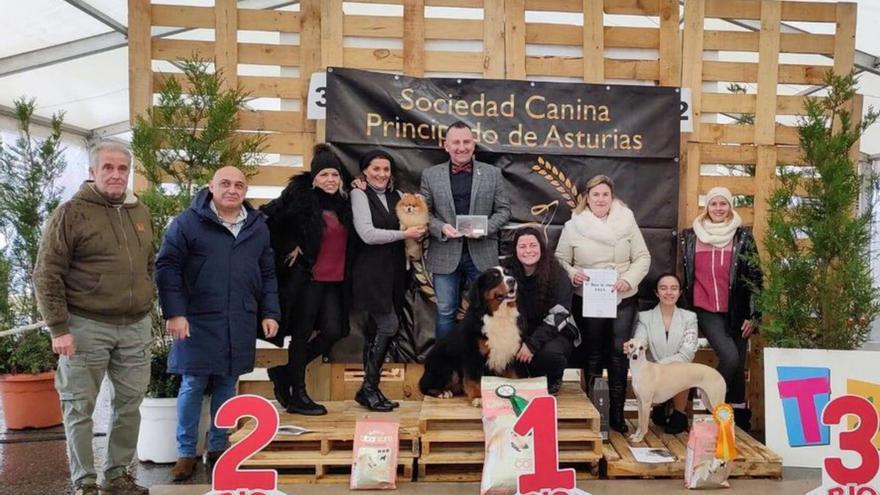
[170,456,198,482]
[74,484,100,495]
[98,472,148,494]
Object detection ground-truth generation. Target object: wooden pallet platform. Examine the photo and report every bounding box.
[418,461,600,483]
[247,449,415,484]
[603,419,782,479]
[231,400,420,484]
[417,382,602,482]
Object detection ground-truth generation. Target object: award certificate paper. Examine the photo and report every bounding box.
[582,269,617,318]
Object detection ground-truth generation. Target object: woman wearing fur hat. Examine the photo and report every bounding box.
[350,149,426,411]
[555,174,651,433]
[261,144,354,416]
[680,186,763,431]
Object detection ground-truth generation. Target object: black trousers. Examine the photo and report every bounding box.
[696,309,748,404]
[519,335,573,384]
[573,295,638,413]
[287,281,345,387]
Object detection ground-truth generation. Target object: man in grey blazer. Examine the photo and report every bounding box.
[420,121,511,339]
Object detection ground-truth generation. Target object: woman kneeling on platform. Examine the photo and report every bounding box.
[350,149,426,411]
[505,227,580,395]
[632,272,698,434]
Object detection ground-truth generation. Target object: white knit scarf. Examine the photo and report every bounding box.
[692,210,742,247]
[571,200,635,246]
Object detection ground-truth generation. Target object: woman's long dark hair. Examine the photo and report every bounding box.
[505,226,562,316]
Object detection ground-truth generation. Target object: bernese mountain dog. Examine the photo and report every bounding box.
[418,266,522,406]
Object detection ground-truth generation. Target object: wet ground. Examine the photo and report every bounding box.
[0,379,212,495]
[1,378,822,495]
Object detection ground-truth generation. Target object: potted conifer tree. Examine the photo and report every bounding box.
[0,98,66,429]
[758,72,879,350]
[759,72,879,463]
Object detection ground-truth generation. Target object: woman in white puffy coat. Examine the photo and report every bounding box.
[555,174,650,433]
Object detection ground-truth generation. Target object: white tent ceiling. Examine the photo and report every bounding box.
[1,0,879,157]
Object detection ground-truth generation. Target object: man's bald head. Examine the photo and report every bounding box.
[212,166,246,184]
[209,166,248,214]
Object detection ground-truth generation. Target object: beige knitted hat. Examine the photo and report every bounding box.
[705,186,734,210]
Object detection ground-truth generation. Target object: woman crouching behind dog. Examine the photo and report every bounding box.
[261,144,353,416]
[681,186,762,431]
[555,174,650,433]
[631,273,698,434]
[504,227,580,395]
[350,149,426,411]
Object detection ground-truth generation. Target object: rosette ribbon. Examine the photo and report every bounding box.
[713,403,737,461]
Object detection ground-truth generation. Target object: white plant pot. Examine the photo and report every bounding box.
[137,397,211,463]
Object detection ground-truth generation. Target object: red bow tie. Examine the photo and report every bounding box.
[451,162,472,174]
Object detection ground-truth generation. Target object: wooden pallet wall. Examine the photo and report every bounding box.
[127,0,684,187]
[129,0,859,229]
[679,0,858,434]
[681,0,858,241]
[129,0,861,431]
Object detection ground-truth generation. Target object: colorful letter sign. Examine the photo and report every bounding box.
[777,366,832,447]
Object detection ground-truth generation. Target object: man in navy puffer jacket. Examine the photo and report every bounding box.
[156,166,280,481]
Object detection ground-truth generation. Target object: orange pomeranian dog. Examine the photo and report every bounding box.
[395,193,429,262]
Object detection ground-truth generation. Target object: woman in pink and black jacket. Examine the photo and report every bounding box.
[680,186,762,431]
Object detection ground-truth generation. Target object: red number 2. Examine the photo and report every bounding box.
[822,395,880,486]
[513,396,576,494]
[212,395,280,492]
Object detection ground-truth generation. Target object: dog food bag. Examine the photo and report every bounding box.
[350,417,400,490]
[480,376,548,495]
[684,415,733,489]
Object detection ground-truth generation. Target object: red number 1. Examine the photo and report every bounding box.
[822,395,880,486]
[212,395,280,492]
[513,396,576,494]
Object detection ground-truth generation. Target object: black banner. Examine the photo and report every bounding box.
[325,67,681,363]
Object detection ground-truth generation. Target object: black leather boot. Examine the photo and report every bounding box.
[664,410,689,435]
[609,403,628,433]
[286,386,327,416]
[609,353,629,434]
[734,408,752,432]
[375,389,400,409]
[355,335,394,412]
[285,359,326,415]
[267,365,291,408]
[363,334,399,409]
[651,404,669,427]
[548,377,563,396]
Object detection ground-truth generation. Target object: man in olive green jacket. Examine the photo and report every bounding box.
[34,141,154,495]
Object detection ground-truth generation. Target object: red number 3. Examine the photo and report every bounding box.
[822,395,880,486]
[212,395,280,492]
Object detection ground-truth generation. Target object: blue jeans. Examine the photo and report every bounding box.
[432,250,481,340]
[176,374,238,457]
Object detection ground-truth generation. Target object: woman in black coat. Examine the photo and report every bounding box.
[261,144,353,415]
[504,226,580,395]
